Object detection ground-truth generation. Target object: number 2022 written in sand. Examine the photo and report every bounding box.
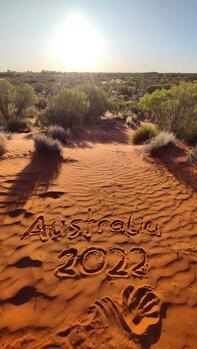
[21,212,161,242]
[54,246,148,280]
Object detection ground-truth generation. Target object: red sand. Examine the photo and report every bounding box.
[0,128,196,349]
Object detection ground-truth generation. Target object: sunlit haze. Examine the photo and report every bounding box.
[52,14,106,71]
[0,0,197,72]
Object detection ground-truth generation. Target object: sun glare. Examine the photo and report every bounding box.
[53,14,105,71]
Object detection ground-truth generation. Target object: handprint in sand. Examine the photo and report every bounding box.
[58,284,163,349]
[122,285,162,336]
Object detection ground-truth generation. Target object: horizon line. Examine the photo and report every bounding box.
[0,70,197,75]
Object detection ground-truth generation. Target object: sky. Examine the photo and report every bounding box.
[0,0,197,72]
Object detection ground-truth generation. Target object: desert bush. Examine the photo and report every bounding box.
[110,99,124,112]
[81,84,110,119]
[14,84,36,117]
[36,110,48,127]
[0,80,14,121]
[33,134,62,156]
[7,119,31,133]
[131,125,157,144]
[116,84,135,97]
[139,88,169,130]
[47,125,67,144]
[126,113,140,129]
[145,84,171,94]
[36,96,47,110]
[0,133,6,156]
[0,80,36,128]
[44,88,89,128]
[140,82,197,136]
[176,120,197,145]
[129,100,143,115]
[146,132,177,155]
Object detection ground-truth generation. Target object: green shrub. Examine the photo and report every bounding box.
[116,84,135,97]
[131,125,157,144]
[47,125,67,144]
[7,119,31,133]
[0,133,6,156]
[14,84,36,117]
[33,134,62,156]
[0,80,14,121]
[81,84,110,119]
[36,96,47,110]
[176,121,197,145]
[36,110,48,127]
[129,100,142,115]
[145,84,171,94]
[140,82,197,135]
[146,131,177,155]
[110,99,123,112]
[45,88,89,128]
[0,80,36,122]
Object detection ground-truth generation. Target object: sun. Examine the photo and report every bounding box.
[52,14,105,71]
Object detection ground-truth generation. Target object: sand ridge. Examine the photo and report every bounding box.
[0,131,196,349]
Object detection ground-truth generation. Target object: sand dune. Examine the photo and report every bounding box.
[0,129,196,349]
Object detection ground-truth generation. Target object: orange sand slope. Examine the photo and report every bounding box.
[0,130,196,349]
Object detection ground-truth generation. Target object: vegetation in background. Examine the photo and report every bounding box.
[44,88,89,128]
[139,82,197,143]
[35,96,47,110]
[0,133,6,156]
[0,80,36,132]
[131,125,157,144]
[44,84,110,128]
[33,134,62,156]
[129,100,143,115]
[0,73,196,145]
[81,84,110,120]
[176,121,197,145]
[145,83,171,94]
[7,119,31,133]
[14,84,36,117]
[0,80,36,121]
[0,80,14,121]
[115,83,135,98]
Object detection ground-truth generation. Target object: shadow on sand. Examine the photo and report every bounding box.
[139,303,169,349]
[5,153,75,213]
[68,119,129,148]
[153,145,197,191]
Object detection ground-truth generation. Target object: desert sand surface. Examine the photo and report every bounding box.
[0,123,196,349]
